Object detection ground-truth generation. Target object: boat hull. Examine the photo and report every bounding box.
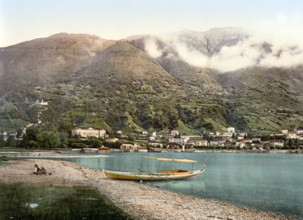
[103,169,204,181]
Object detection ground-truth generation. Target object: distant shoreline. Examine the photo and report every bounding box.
[0,148,302,159]
[0,158,296,220]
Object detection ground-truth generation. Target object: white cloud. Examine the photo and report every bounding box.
[173,42,210,68]
[210,40,261,72]
[144,37,162,58]
[260,48,303,68]
[142,16,303,72]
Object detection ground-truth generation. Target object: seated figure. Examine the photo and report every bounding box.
[33,163,47,175]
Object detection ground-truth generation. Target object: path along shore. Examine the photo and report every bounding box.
[0,159,296,220]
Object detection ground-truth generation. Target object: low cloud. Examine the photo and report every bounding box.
[144,37,163,58]
[172,42,210,68]
[260,49,303,68]
[144,17,303,72]
[210,40,261,72]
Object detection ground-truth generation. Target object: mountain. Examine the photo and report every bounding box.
[1,28,303,134]
[0,33,114,99]
[219,67,303,131]
[172,27,247,56]
[74,41,177,89]
[126,28,303,132]
[126,27,247,92]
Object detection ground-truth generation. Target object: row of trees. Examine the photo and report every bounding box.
[0,135,19,148]
[15,124,65,148]
[1,122,128,149]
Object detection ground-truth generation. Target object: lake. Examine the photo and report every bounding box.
[61,152,303,219]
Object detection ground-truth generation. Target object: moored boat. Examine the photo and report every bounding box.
[103,167,205,181]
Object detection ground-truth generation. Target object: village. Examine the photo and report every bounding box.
[37,126,303,153]
[0,99,303,153]
[69,126,303,153]
[1,122,303,153]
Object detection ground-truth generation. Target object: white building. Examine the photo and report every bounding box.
[106,138,119,143]
[170,130,179,136]
[227,127,235,133]
[151,131,157,137]
[149,136,155,141]
[271,140,284,147]
[120,143,140,152]
[195,140,208,146]
[281,129,288,135]
[36,99,48,106]
[287,132,297,139]
[252,138,261,142]
[296,129,303,134]
[71,128,106,139]
[297,135,303,140]
[180,136,190,143]
[239,132,247,137]
[236,141,246,148]
[169,137,188,146]
[209,140,225,146]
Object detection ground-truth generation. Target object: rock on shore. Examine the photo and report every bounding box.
[0,159,295,220]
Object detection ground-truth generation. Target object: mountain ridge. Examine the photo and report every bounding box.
[1,28,303,133]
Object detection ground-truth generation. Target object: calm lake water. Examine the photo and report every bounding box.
[62,152,303,219]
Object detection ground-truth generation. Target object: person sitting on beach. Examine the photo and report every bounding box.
[33,163,48,175]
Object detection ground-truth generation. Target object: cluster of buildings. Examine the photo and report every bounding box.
[71,127,106,139]
[165,128,237,148]
[2,105,303,151]
[0,131,18,141]
[147,127,303,150]
[71,127,149,152]
[280,129,303,140]
[69,125,303,151]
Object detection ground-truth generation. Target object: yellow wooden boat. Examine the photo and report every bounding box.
[103,167,205,181]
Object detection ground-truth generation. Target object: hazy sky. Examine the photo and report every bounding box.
[1,0,303,47]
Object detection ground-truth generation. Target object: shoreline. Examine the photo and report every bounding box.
[0,158,296,220]
[0,148,301,157]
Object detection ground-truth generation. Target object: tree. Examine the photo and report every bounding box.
[20,127,38,147]
[6,136,16,148]
[59,132,69,147]
[16,129,23,138]
[288,139,293,148]
[90,138,102,148]
[294,138,299,148]
[0,135,5,147]
[29,140,38,148]
[37,131,60,148]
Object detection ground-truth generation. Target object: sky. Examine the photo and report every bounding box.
[1,0,303,47]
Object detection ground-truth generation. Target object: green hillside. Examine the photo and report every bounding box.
[1,34,303,134]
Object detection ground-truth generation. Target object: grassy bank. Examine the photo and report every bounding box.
[0,183,133,220]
